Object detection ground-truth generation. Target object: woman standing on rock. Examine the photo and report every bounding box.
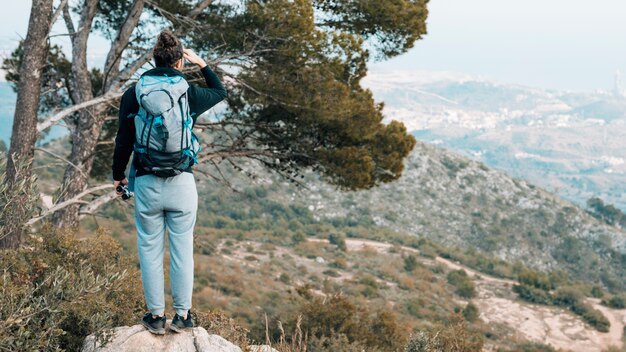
[111,30,227,334]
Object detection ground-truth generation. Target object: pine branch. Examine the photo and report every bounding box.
[36,92,124,132]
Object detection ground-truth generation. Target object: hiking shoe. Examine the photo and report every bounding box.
[142,312,166,335]
[169,310,194,332]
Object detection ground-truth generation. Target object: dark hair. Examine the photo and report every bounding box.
[153,30,183,68]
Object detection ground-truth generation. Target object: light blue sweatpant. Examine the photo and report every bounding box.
[134,172,197,317]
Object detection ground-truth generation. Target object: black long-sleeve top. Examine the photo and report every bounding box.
[112,66,227,181]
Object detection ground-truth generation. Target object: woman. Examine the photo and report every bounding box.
[111,30,227,334]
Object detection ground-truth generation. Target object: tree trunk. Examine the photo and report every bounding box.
[0,0,54,248]
[52,0,148,227]
[51,114,103,227]
[51,0,99,228]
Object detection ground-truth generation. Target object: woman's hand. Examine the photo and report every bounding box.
[183,49,207,69]
[114,178,128,196]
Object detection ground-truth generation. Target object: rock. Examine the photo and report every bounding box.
[80,321,243,352]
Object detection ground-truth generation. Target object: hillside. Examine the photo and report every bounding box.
[16,133,626,351]
[89,213,626,351]
[24,120,626,350]
[208,140,626,292]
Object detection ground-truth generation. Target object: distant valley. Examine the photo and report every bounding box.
[363,71,626,211]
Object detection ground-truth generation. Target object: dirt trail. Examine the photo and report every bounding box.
[309,237,626,351]
[589,299,626,350]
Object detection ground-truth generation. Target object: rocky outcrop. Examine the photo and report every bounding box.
[80,322,278,352]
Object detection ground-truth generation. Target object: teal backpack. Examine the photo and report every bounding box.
[132,74,201,177]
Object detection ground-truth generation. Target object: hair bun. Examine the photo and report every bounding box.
[156,30,178,49]
[153,30,184,67]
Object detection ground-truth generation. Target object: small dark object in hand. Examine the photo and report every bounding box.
[116,184,133,200]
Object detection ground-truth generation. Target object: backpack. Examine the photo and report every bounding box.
[132,74,201,178]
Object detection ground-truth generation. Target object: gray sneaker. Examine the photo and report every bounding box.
[141,312,166,335]
[169,310,194,332]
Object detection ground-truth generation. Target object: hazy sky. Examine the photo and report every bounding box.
[1,0,625,91]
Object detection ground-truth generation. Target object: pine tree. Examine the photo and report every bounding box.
[3,0,429,227]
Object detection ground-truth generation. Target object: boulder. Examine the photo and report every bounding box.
[81,322,246,352]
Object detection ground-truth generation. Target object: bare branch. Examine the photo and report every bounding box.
[208,159,236,190]
[27,184,113,225]
[50,0,69,29]
[79,191,118,218]
[61,0,75,36]
[37,92,124,132]
[196,162,242,193]
[103,0,145,92]
[111,50,153,92]
[188,0,213,18]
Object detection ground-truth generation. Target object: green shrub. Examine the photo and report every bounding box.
[329,257,348,269]
[297,293,409,352]
[570,302,610,333]
[323,269,340,278]
[514,285,610,332]
[404,331,443,352]
[328,233,347,251]
[552,287,610,333]
[357,274,379,289]
[405,313,483,352]
[418,244,438,259]
[462,303,479,322]
[403,255,418,272]
[517,268,553,291]
[291,231,307,244]
[602,295,626,309]
[0,226,144,351]
[197,238,217,256]
[279,273,291,284]
[590,285,605,298]
[552,287,583,307]
[512,285,552,305]
[447,270,476,299]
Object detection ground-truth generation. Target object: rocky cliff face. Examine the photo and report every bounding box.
[81,323,277,352]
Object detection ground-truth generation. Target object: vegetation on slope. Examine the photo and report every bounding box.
[5,136,626,350]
